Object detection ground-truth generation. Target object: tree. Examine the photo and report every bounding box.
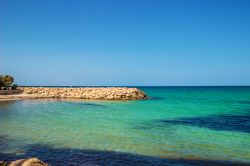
[0,75,14,87]
[12,84,18,90]
[0,75,4,87]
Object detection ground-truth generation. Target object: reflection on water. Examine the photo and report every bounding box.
[0,100,16,107]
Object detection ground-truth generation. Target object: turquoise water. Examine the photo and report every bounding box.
[0,87,250,165]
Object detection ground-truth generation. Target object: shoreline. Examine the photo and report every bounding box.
[0,87,148,101]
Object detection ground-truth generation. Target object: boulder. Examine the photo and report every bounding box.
[3,157,48,166]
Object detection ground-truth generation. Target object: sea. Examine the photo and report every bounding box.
[0,86,250,165]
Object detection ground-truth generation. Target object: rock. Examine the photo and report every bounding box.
[17,87,148,100]
[4,157,48,166]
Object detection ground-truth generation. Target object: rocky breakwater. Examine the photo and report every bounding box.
[0,157,48,166]
[19,87,148,100]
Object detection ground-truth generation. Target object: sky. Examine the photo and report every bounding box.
[0,0,250,86]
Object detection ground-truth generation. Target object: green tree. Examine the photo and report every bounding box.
[0,75,4,87]
[0,75,14,87]
[12,84,18,90]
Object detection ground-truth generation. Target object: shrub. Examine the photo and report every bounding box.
[0,75,14,88]
[2,75,14,86]
[0,76,4,87]
[12,84,18,90]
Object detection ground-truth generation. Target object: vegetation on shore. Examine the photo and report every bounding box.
[0,75,18,90]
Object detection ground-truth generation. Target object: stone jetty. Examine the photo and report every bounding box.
[4,87,148,100]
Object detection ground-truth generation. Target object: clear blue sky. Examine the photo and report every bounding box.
[1,0,250,86]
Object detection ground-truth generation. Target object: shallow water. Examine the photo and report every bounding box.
[0,87,250,165]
